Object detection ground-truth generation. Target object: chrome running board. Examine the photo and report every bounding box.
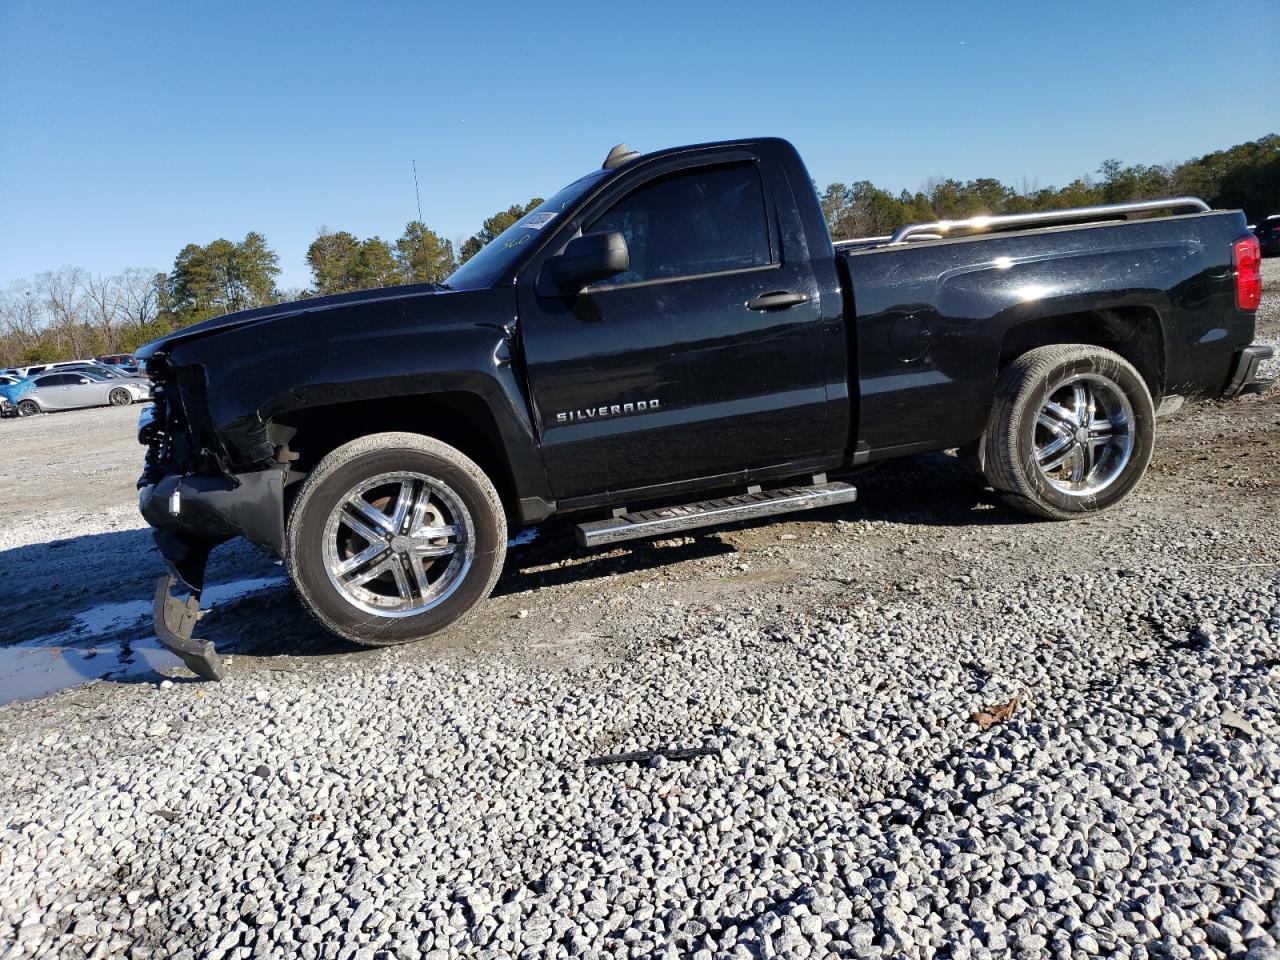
[574,479,857,548]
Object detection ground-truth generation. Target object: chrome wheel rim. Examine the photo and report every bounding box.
[321,471,475,618]
[1033,373,1135,497]
[110,389,130,405]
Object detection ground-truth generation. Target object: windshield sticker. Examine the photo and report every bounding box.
[522,212,557,230]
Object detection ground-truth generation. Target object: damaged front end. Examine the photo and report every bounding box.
[137,361,286,680]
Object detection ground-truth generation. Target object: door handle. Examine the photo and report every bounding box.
[745,291,809,311]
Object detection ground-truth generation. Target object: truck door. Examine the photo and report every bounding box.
[518,153,829,499]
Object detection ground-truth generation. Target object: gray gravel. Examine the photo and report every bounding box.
[1,260,1278,959]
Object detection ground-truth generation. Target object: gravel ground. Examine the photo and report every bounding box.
[1,260,1278,959]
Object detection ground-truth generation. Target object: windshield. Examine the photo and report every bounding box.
[77,369,112,380]
[446,170,609,290]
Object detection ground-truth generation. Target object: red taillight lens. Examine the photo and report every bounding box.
[1233,234,1262,311]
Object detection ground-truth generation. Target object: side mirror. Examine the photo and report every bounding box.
[541,231,629,295]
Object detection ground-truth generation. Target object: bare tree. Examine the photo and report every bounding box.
[37,267,89,358]
[117,268,159,333]
[0,281,45,363]
[83,273,121,351]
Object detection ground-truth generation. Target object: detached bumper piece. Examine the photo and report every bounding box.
[153,575,225,681]
[575,478,857,548]
[139,471,285,682]
[1224,344,1275,397]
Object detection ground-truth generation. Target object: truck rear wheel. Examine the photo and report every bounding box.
[286,432,506,646]
[981,344,1155,520]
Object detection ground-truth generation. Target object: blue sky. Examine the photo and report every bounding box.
[2,0,1277,291]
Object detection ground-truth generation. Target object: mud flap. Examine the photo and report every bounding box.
[153,576,225,681]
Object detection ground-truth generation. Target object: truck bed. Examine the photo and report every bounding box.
[838,209,1253,461]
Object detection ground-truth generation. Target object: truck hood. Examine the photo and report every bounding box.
[135,282,451,360]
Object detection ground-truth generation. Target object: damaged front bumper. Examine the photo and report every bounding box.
[140,469,286,680]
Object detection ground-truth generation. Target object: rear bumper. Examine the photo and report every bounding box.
[1222,344,1275,397]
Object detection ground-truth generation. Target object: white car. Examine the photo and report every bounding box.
[6,359,97,379]
[11,369,151,416]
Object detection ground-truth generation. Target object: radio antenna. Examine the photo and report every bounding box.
[411,159,423,222]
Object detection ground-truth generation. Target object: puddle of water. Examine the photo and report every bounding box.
[0,636,178,706]
[1,575,287,706]
[24,575,287,648]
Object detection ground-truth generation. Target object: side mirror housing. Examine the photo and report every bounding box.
[540,231,629,295]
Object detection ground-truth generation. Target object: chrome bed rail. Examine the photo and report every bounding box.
[834,196,1212,249]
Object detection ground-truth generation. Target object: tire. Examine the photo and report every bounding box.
[17,399,40,417]
[109,387,131,406]
[980,344,1155,520]
[286,432,506,646]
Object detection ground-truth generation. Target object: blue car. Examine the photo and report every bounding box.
[0,376,37,416]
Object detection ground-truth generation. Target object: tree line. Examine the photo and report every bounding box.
[1,135,1275,368]
[0,198,543,367]
[820,133,1278,240]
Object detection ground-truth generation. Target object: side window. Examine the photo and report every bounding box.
[587,162,772,287]
[36,375,64,387]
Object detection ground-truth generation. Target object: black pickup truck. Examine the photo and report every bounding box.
[136,137,1271,679]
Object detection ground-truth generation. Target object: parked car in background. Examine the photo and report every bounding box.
[0,376,36,412]
[6,359,99,378]
[0,374,19,386]
[56,362,152,388]
[0,395,14,418]
[7,369,150,416]
[1254,216,1280,255]
[95,353,142,374]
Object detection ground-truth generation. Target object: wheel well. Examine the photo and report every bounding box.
[999,307,1165,401]
[269,393,519,518]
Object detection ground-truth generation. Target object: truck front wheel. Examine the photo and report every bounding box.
[286,432,507,646]
[981,344,1155,520]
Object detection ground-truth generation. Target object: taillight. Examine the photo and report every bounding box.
[1233,234,1262,311]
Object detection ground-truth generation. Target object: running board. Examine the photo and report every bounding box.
[574,480,857,548]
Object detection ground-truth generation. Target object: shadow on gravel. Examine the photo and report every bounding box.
[848,452,1036,528]
[0,453,1024,649]
[491,453,1032,598]
[494,522,739,597]
[0,450,1032,703]
[0,527,356,705]
[0,529,281,647]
